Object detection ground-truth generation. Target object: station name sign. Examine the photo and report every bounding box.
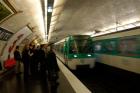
[0,27,13,41]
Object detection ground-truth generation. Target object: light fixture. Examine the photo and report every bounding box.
[134,21,140,26]
[108,28,116,32]
[44,0,48,41]
[117,26,125,31]
[48,0,67,42]
[87,54,91,57]
[48,6,53,12]
[124,24,135,29]
[91,21,140,37]
[74,55,77,58]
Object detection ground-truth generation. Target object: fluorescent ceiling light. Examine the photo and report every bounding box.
[124,24,135,29]
[91,21,140,37]
[134,21,140,26]
[45,0,48,40]
[48,6,53,12]
[117,26,125,31]
[85,31,95,35]
[48,0,67,41]
[121,18,140,25]
[108,28,116,32]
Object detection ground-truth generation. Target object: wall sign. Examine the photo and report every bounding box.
[1,26,32,61]
[0,27,13,41]
[0,2,12,22]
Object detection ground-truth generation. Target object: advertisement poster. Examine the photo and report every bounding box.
[1,26,32,61]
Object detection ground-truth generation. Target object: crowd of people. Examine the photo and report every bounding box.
[14,44,59,82]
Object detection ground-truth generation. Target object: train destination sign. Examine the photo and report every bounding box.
[0,27,13,41]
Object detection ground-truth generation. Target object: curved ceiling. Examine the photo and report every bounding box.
[0,0,140,44]
[48,0,140,43]
[0,0,45,44]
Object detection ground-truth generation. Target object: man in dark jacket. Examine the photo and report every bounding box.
[46,45,59,93]
[14,46,22,74]
[22,45,30,79]
[38,45,46,77]
[47,46,59,73]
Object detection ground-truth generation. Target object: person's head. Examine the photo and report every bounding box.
[29,44,33,49]
[16,46,19,50]
[32,45,35,49]
[40,44,44,49]
[36,45,40,50]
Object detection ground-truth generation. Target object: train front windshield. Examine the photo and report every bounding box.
[69,37,93,54]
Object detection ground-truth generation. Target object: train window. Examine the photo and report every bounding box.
[94,35,140,58]
[69,39,93,54]
[69,41,78,53]
[95,44,102,52]
[119,37,139,56]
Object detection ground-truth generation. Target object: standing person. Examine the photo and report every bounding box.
[46,45,59,93]
[38,45,46,78]
[22,45,30,80]
[14,46,22,75]
[28,44,34,77]
[33,45,40,76]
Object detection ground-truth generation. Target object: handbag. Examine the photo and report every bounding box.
[4,58,16,69]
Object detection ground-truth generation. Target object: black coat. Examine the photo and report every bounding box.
[46,51,59,72]
[22,49,29,64]
[14,50,21,61]
[38,49,45,62]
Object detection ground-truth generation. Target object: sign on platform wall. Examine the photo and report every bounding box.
[1,26,32,61]
[0,27,13,41]
[0,1,12,22]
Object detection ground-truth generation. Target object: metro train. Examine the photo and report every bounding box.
[92,28,140,74]
[54,35,95,70]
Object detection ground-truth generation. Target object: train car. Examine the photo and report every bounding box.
[55,35,95,70]
[93,28,140,74]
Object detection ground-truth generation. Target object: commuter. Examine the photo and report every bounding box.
[28,44,34,76]
[46,45,59,84]
[22,44,30,80]
[33,45,40,76]
[14,46,22,75]
[46,45,59,93]
[38,45,46,78]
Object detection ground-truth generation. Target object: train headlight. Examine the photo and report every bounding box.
[74,55,77,58]
[87,54,91,57]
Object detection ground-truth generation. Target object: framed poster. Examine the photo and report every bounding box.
[0,27,13,41]
[0,0,15,23]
